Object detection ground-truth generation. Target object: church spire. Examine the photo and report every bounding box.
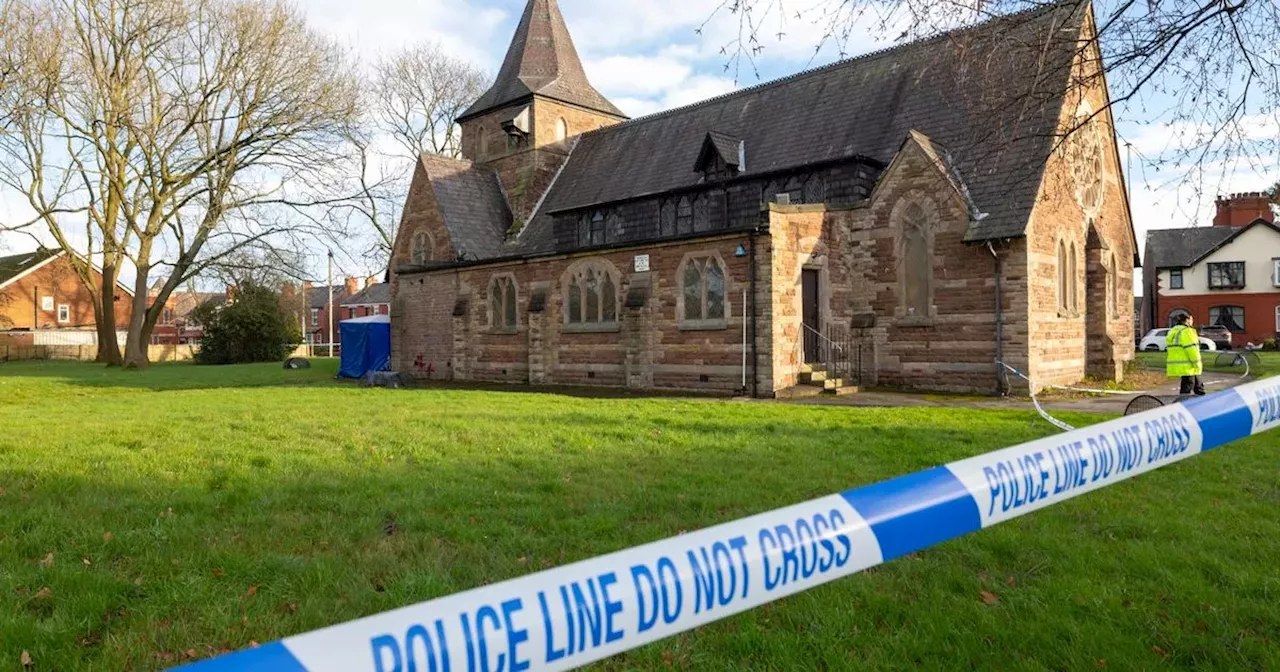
[459,0,624,122]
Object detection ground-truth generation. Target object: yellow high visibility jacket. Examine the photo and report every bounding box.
[1166,325,1203,377]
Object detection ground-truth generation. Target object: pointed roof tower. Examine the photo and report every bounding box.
[459,0,625,122]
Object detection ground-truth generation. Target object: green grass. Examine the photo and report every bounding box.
[1137,350,1280,380]
[1,361,1277,670]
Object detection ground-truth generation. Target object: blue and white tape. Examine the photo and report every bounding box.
[175,378,1280,672]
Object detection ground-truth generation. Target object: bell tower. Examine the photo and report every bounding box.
[457,0,627,230]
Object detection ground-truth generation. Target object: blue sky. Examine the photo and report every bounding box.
[3,0,1276,286]
[302,0,1275,253]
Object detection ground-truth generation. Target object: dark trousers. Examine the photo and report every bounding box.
[1180,375,1206,396]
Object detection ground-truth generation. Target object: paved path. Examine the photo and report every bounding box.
[784,371,1248,415]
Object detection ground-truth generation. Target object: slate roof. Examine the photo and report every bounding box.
[533,1,1087,243]
[1144,220,1280,269]
[308,285,351,309]
[0,248,61,288]
[1144,226,1245,269]
[459,0,625,122]
[343,283,390,306]
[420,155,513,261]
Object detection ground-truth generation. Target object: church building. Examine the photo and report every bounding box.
[389,0,1136,395]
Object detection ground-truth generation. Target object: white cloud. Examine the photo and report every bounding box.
[584,54,693,96]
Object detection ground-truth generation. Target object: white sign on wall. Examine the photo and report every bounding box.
[41,296,54,311]
[634,254,651,273]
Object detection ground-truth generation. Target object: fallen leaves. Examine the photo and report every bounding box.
[979,590,1000,606]
[82,557,92,567]
[39,552,54,568]
[1151,645,1169,659]
[243,585,259,599]
[103,531,114,542]
[20,651,32,667]
[33,587,52,600]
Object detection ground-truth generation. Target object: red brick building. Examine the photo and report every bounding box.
[147,284,227,346]
[1143,195,1279,347]
[390,0,1136,395]
[341,282,390,320]
[0,248,133,335]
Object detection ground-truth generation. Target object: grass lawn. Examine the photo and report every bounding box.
[1,361,1277,670]
[1136,350,1280,380]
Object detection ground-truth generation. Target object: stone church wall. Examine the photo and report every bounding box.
[767,140,1017,394]
[392,233,775,395]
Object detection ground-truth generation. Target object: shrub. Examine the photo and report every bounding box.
[1265,337,1278,352]
[192,281,301,365]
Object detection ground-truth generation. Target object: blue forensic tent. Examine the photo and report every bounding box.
[338,314,392,379]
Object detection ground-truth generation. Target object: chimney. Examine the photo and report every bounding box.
[366,275,379,289]
[1213,191,1275,227]
[344,276,360,296]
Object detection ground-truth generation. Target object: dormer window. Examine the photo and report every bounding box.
[694,131,744,181]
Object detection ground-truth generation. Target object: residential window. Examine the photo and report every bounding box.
[41,296,54,311]
[565,262,618,327]
[1209,305,1245,333]
[57,304,69,323]
[311,308,320,327]
[1273,259,1280,287]
[411,231,432,265]
[489,275,518,332]
[1208,262,1245,290]
[681,256,727,327]
[1169,268,1184,290]
[1275,305,1280,332]
[902,204,932,318]
[162,308,174,325]
[555,118,568,142]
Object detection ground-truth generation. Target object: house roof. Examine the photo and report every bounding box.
[0,247,136,296]
[0,248,61,289]
[531,1,1087,243]
[459,0,625,122]
[308,285,351,308]
[1143,220,1280,269]
[343,283,390,306]
[420,155,513,261]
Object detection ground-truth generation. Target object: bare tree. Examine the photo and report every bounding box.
[707,0,1278,183]
[372,42,489,161]
[0,0,359,367]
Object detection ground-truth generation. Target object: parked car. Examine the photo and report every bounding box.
[1138,329,1217,352]
[1198,324,1233,350]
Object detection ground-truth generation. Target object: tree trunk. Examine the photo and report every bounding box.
[123,266,154,369]
[95,262,124,366]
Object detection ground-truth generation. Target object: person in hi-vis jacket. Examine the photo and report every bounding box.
[1166,313,1206,396]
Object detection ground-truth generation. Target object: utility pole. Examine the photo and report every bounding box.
[327,250,334,358]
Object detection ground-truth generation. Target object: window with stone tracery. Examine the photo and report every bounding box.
[565,261,619,327]
[1067,110,1105,215]
[411,231,432,265]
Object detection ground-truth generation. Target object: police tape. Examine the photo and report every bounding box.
[175,377,1280,672]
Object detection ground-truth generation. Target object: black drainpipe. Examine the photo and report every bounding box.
[749,227,760,398]
[988,241,1008,396]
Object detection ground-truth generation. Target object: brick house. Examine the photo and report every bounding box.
[304,277,379,346]
[147,285,227,346]
[389,0,1137,395]
[1142,195,1279,347]
[340,282,390,321]
[0,248,133,335]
